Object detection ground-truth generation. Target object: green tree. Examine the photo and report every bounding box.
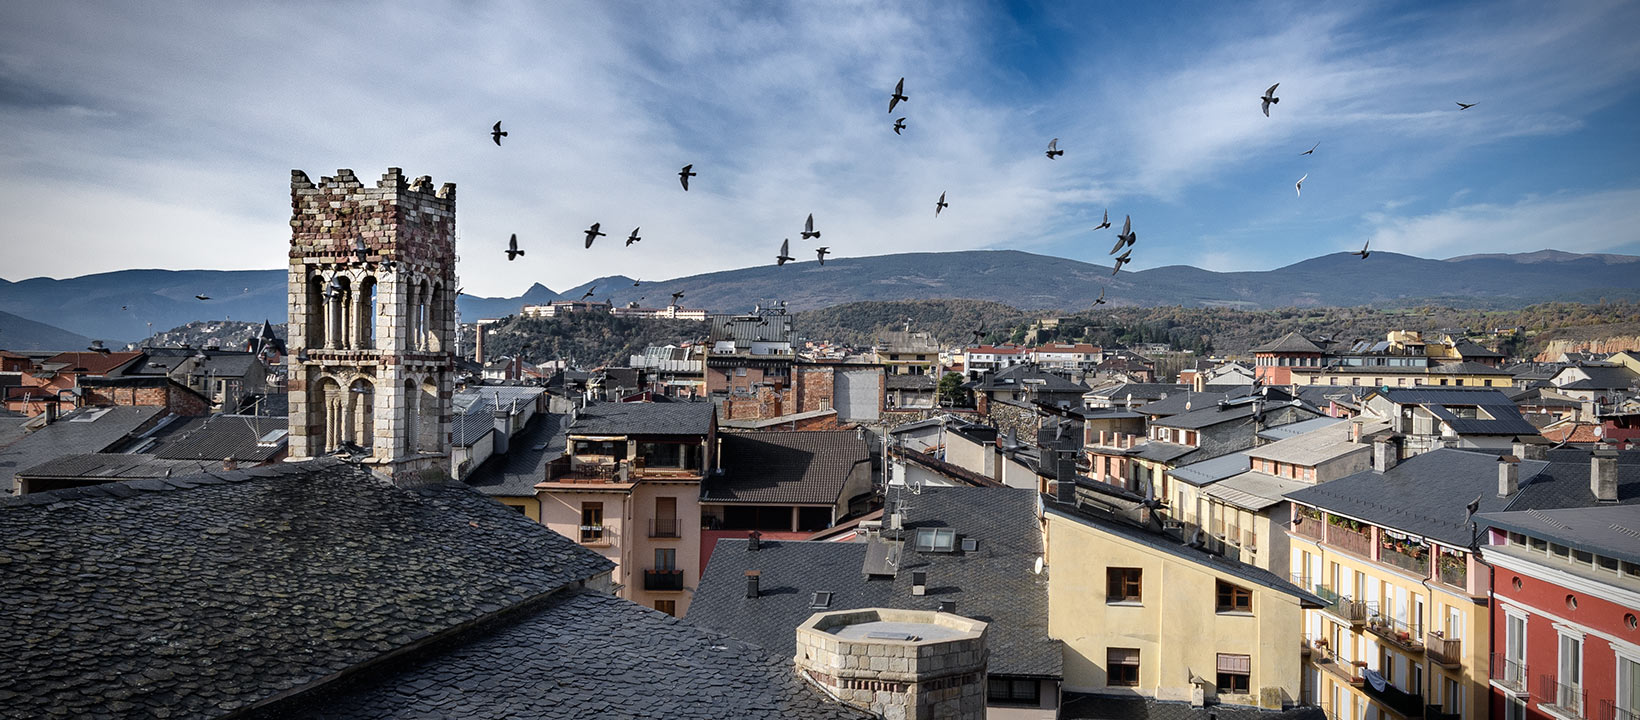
[937,372,970,407]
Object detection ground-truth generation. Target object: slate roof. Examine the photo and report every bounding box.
[885,373,937,390]
[1128,441,1200,464]
[0,459,615,720]
[15,452,215,480]
[452,386,546,415]
[1203,471,1311,512]
[1084,383,1192,404]
[973,364,1087,393]
[704,431,872,505]
[0,405,169,493]
[1478,505,1640,566]
[689,486,1061,678]
[1152,397,1313,431]
[265,588,872,720]
[1429,361,1513,375]
[0,408,27,449]
[1251,332,1326,354]
[451,412,496,447]
[1257,416,1345,441]
[1424,403,1540,436]
[146,415,288,462]
[1168,452,1252,487]
[1136,391,1226,418]
[568,400,715,436]
[1558,364,1640,389]
[1373,387,1519,406]
[1246,420,1383,467]
[1062,694,1326,720]
[466,412,567,498]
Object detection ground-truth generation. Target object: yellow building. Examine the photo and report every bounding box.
[1285,448,1513,720]
[1043,485,1324,710]
[1289,363,1513,389]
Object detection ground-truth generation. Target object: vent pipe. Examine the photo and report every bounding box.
[745,570,761,599]
[912,570,927,596]
[938,600,957,614]
[748,530,762,552]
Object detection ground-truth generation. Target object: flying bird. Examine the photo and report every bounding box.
[1296,173,1307,197]
[679,164,696,191]
[583,223,605,249]
[1113,215,1137,253]
[671,291,685,305]
[1349,240,1371,260]
[1260,83,1280,117]
[888,77,908,113]
[970,324,986,344]
[506,233,524,261]
[1092,209,1111,231]
[1093,288,1107,306]
[491,121,507,146]
[195,294,211,301]
[1456,102,1476,110]
[633,278,642,287]
[1045,138,1064,159]
[1112,248,1133,275]
[935,192,948,217]
[1301,142,1319,156]
[893,117,906,135]
[626,228,641,246]
[815,246,830,265]
[801,213,820,240]
[580,287,596,301]
[776,238,795,266]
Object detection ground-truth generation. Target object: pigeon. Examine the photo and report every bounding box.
[1046,138,1064,159]
[583,223,605,249]
[580,287,596,301]
[893,117,906,135]
[1112,248,1133,275]
[626,228,641,246]
[506,233,524,261]
[935,192,948,217]
[1261,83,1280,117]
[1349,240,1371,260]
[1301,142,1319,156]
[195,294,211,301]
[679,164,696,191]
[1456,102,1476,110]
[121,305,127,311]
[971,324,986,344]
[491,121,507,146]
[801,213,820,240]
[1093,209,1111,231]
[815,246,830,265]
[1113,215,1137,253]
[1296,173,1307,197]
[888,77,908,113]
[1093,288,1107,306]
[671,290,685,305]
[633,278,642,287]
[776,238,795,266]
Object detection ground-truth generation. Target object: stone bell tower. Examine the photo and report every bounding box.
[285,168,457,484]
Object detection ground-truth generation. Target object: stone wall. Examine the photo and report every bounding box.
[793,609,988,720]
[796,365,835,414]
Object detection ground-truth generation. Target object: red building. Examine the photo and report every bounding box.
[1478,474,1640,720]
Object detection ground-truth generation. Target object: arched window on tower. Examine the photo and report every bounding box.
[415,279,431,351]
[417,379,441,454]
[313,377,342,452]
[426,283,444,353]
[306,274,327,348]
[402,378,419,455]
[330,276,353,350]
[354,275,378,350]
[349,378,375,453]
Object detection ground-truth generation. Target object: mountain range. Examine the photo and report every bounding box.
[2,249,1637,344]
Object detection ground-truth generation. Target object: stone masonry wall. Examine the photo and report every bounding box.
[794,611,988,720]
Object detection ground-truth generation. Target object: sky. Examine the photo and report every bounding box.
[2,0,1638,297]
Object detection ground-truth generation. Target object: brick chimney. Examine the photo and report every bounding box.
[1592,448,1619,503]
[1497,455,1519,497]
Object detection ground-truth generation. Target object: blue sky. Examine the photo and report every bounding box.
[1,0,1637,296]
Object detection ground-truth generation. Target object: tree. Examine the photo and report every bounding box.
[937,372,970,408]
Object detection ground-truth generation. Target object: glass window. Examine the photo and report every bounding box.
[1107,648,1140,687]
[580,502,604,543]
[654,599,676,616]
[914,527,957,552]
[987,676,1041,704]
[1216,653,1252,694]
[655,548,677,571]
[1217,580,1253,613]
[1107,567,1143,603]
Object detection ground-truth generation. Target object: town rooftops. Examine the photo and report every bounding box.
[1135,391,1227,418]
[709,313,795,347]
[14,453,215,483]
[1368,387,1540,436]
[145,414,289,462]
[566,400,715,436]
[1257,416,1345,442]
[704,431,872,505]
[1150,394,1313,431]
[1203,471,1312,512]
[1167,452,1252,488]
[0,405,170,494]
[973,363,1086,393]
[39,350,144,376]
[689,486,1061,679]
[467,412,567,498]
[1478,505,1640,566]
[1557,363,1640,389]
[1083,383,1192,405]
[1251,332,1326,354]
[1245,419,1384,467]
[1428,361,1513,376]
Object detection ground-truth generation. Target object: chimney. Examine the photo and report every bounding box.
[747,530,762,551]
[43,403,58,425]
[1497,455,1519,497]
[222,457,238,472]
[1350,420,1363,444]
[745,570,760,599]
[912,570,927,596]
[1374,437,1400,472]
[474,324,485,364]
[1513,439,1547,461]
[938,600,957,614]
[1592,448,1619,503]
[1055,450,1078,503]
[491,400,512,455]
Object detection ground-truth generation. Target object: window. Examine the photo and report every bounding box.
[914,527,957,552]
[1618,656,1639,720]
[1442,676,1462,715]
[1107,648,1140,687]
[1107,568,1143,603]
[510,504,527,514]
[988,676,1041,705]
[1217,653,1251,694]
[654,548,677,571]
[654,599,676,616]
[1217,580,1252,613]
[580,502,605,543]
[809,591,833,609]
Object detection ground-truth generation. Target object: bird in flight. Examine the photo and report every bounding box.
[893,117,906,135]
[671,290,685,305]
[1114,215,1137,253]
[935,192,948,217]
[492,121,507,146]
[506,233,524,261]
[970,324,986,344]
[1112,248,1133,275]
[1093,209,1111,231]
[679,164,696,191]
[801,214,820,240]
[776,238,795,266]
[888,77,908,113]
[195,294,211,301]
[815,246,830,265]
[626,228,641,246]
[584,223,605,249]
[1456,102,1476,110]
[580,287,596,301]
[1093,288,1107,306]
[1301,142,1319,156]
[633,278,642,286]
[1349,240,1371,260]
[1045,138,1064,159]
[1261,83,1280,117]
[121,305,128,311]
[1296,173,1307,197]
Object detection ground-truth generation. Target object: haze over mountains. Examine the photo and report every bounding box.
[3,249,1637,344]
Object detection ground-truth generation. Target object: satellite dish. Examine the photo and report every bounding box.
[1033,557,1044,575]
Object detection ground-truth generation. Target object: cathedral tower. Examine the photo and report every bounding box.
[286,168,456,484]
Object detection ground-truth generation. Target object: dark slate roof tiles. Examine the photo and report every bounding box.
[568,400,715,436]
[704,431,872,505]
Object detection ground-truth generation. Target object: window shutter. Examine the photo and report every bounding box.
[1217,653,1252,673]
[1109,648,1140,664]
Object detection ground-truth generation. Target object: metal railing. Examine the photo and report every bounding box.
[1438,556,1469,589]
[1367,612,1424,651]
[1426,633,1462,668]
[1599,700,1638,720]
[1316,584,1368,625]
[649,517,682,538]
[579,524,612,545]
[1313,641,1363,685]
[1381,543,1430,577]
[1489,653,1527,694]
[1537,675,1585,719]
[644,569,684,591]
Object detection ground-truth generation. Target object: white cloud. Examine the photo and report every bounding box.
[1363,189,1640,257]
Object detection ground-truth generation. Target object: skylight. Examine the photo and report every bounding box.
[809,591,833,609]
[914,528,957,553]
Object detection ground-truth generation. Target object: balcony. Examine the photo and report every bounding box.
[1489,653,1528,696]
[1537,675,1585,719]
[1380,541,1430,578]
[547,457,630,484]
[1425,633,1462,669]
[1294,507,1326,541]
[649,517,682,539]
[1316,585,1368,627]
[1426,705,1461,720]
[1313,642,1364,686]
[1326,518,1374,558]
[1599,700,1638,720]
[1366,613,1424,652]
[1437,554,1468,590]
[579,524,612,546]
[643,569,684,591]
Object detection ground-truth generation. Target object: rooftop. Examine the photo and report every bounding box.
[466,412,568,497]
[704,431,872,505]
[1251,332,1326,354]
[1245,420,1384,467]
[1478,505,1640,566]
[567,400,715,437]
[0,405,170,494]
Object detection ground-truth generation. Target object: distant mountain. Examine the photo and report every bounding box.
[0,310,96,351]
[5,249,1639,341]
